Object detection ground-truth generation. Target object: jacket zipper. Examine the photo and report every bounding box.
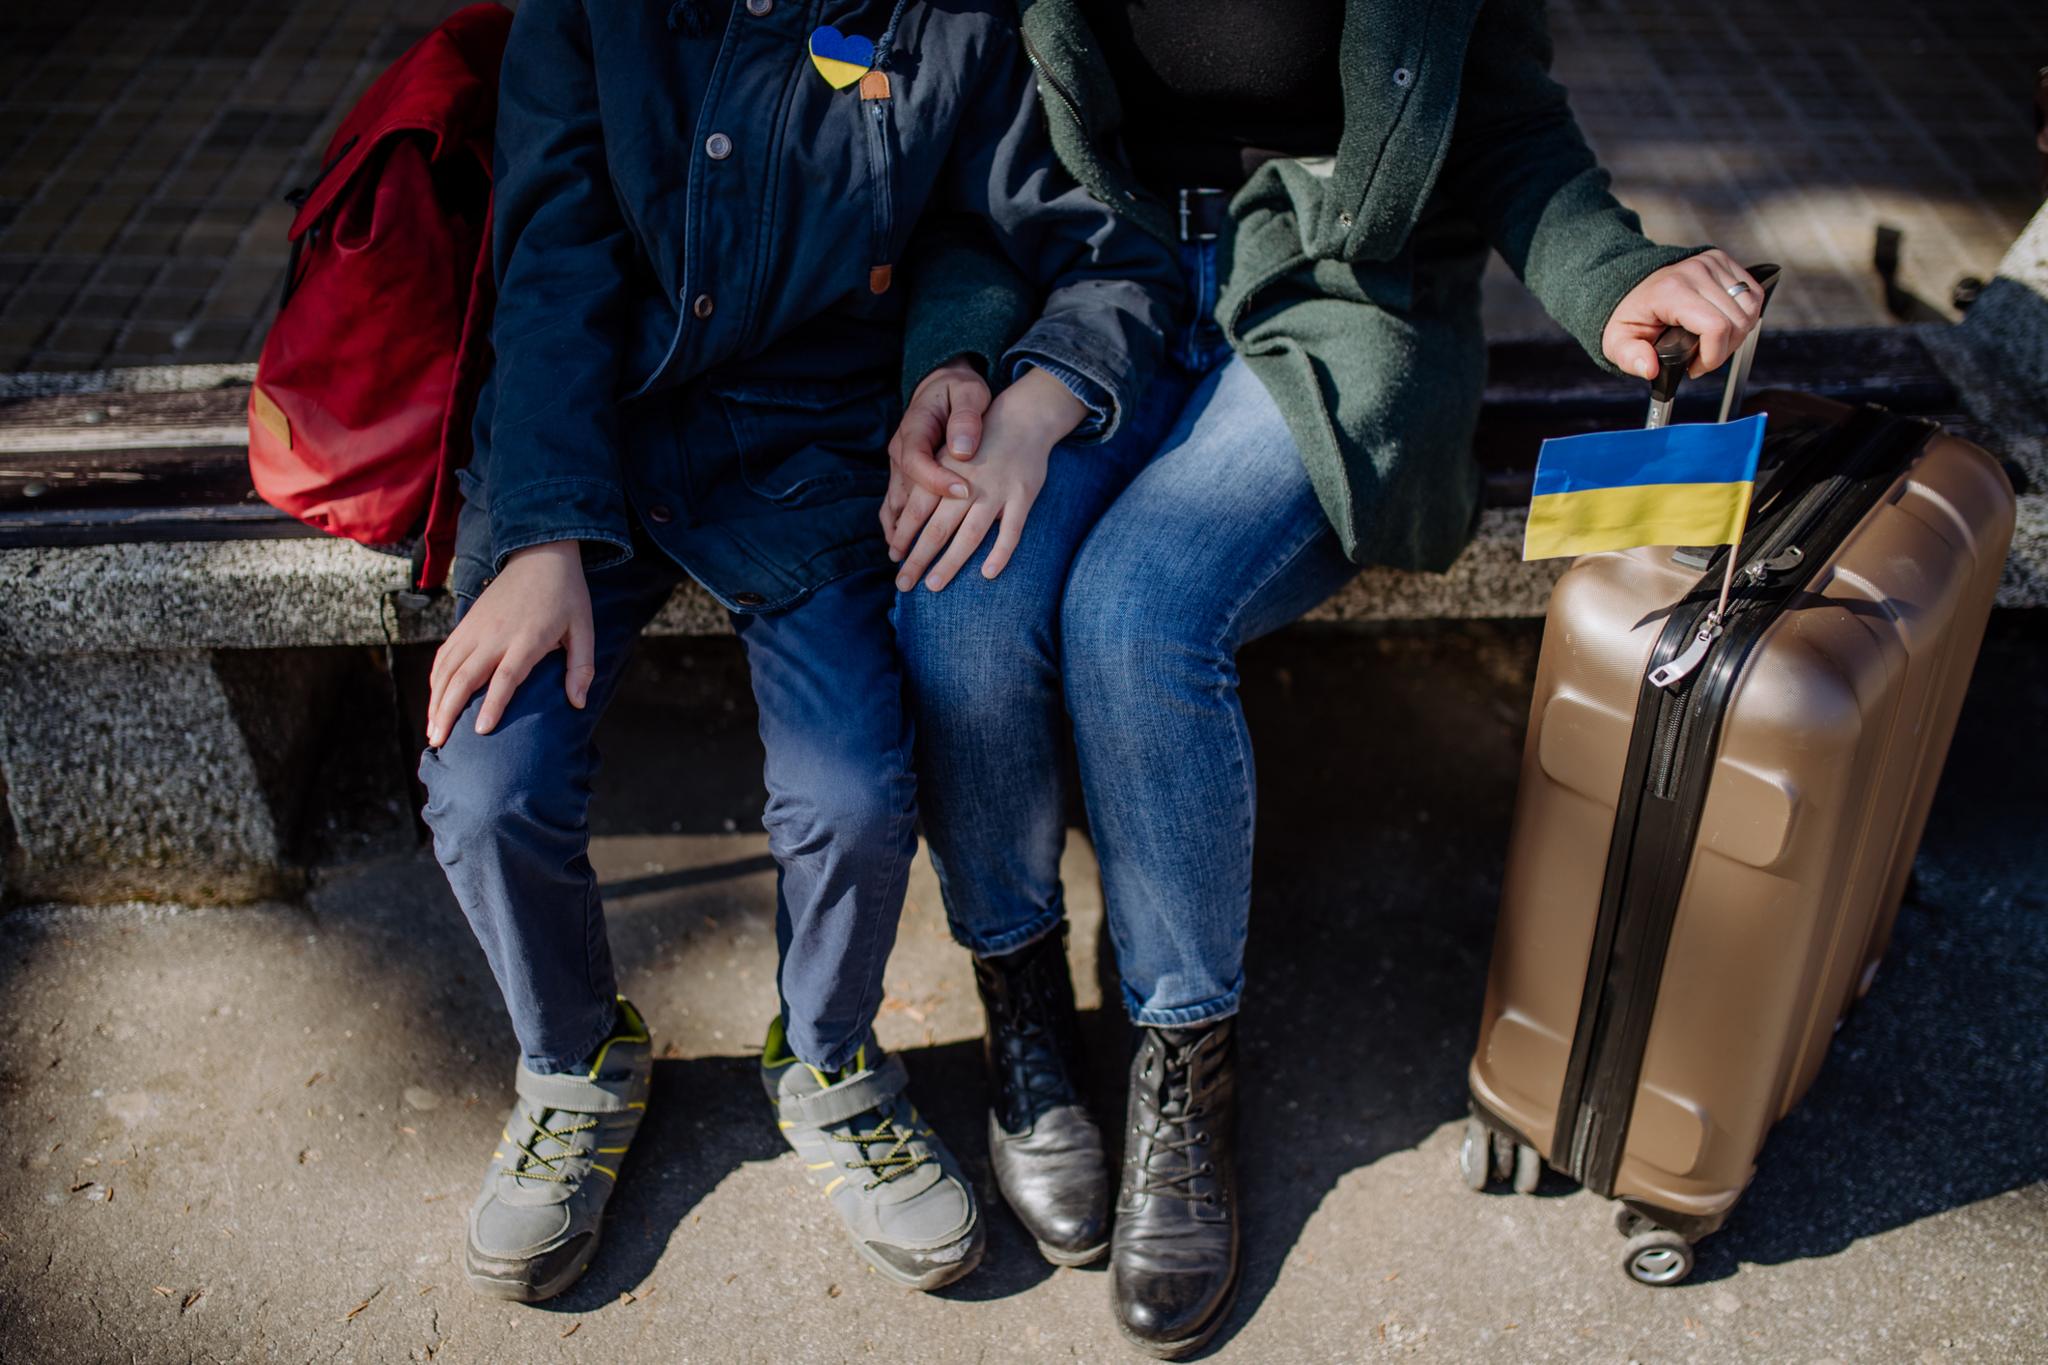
[862,92,895,278]
[1019,31,1088,138]
[1552,407,1932,1200]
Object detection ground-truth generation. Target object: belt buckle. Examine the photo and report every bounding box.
[1177,187,1225,243]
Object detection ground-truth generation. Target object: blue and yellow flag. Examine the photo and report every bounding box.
[1522,413,1767,561]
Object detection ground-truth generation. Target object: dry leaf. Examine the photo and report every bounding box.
[827,1284,842,1298]
[560,1323,581,1340]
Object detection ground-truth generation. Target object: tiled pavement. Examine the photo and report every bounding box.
[0,0,2043,372]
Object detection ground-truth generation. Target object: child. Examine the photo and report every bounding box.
[419,0,1176,1302]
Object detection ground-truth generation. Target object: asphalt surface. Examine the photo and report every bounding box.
[2,618,2044,1363]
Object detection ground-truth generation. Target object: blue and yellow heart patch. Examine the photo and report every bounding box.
[808,26,875,89]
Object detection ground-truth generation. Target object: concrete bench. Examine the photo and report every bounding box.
[5,259,2044,905]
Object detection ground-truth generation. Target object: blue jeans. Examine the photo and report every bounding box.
[895,243,1361,1026]
[421,549,916,1075]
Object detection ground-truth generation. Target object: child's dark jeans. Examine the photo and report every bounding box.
[419,551,915,1076]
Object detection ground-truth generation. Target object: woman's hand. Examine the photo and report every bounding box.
[889,365,1086,592]
[1602,249,1764,382]
[426,540,595,747]
[881,358,990,554]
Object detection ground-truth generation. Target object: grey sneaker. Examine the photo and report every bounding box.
[761,1017,984,1290]
[463,999,653,1302]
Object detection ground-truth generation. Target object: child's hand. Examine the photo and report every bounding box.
[426,540,596,747]
[881,358,988,553]
[1602,249,1764,382]
[890,365,1085,592]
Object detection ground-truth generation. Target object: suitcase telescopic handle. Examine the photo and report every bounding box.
[1646,263,1782,429]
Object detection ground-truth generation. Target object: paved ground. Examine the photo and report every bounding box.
[3,618,2043,1363]
[1,0,2045,371]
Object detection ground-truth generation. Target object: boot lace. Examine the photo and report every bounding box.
[504,1107,597,1184]
[987,953,1078,1122]
[1130,1042,1213,1203]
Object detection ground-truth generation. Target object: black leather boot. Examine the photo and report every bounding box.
[1110,1018,1240,1359]
[972,926,1110,1265]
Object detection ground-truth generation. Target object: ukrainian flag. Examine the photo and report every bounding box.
[1523,413,1767,561]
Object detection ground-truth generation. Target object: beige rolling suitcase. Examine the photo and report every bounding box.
[1462,292,2017,1285]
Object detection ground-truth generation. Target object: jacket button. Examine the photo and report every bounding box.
[646,504,674,524]
[1392,67,1413,87]
[705,132,732,160]
[745,0,771,13]
[734,591,766,606]
[692,293,715,319]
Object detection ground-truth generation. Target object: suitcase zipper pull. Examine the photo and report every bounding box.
[1742,545,1805,585]
[1648,613,1724,689]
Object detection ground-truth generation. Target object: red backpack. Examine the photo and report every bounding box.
[248,3,512,590]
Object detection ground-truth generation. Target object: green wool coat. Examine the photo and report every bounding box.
[902,0,1700,571]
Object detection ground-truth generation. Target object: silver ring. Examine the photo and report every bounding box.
[1725,281,1752,298]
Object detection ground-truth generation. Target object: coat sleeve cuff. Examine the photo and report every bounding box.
[1545,227,1709,376]
[999,321,1134,445]
[1008,355,1113,441]
[487,477,634,576]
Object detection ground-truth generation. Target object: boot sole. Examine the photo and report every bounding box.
[1036,1236,1110,1268]
[1113,1259,1241,1360]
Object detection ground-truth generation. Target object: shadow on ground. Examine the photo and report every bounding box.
[1,617,2042,1361]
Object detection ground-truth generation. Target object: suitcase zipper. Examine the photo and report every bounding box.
[1552,406,1933,1203]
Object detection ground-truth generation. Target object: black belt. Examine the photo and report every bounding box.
[1175,187,1230,243]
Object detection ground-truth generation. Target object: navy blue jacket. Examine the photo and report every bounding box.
[457,0,1179,610]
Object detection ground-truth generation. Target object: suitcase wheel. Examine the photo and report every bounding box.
[1511,1142,1542,1194]
[1621,1228,1695,1286]
[1457,1117,1492,1190]
[1458,1116,1544,1194]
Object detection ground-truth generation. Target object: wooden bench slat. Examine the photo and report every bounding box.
[0,328,1967,544]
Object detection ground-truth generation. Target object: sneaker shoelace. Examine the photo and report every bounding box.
[830,1106,931,1191]
[505,1107,597,1184]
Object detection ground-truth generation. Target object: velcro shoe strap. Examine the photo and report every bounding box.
[515,1064,637,1115]
[778,1054,908,1129]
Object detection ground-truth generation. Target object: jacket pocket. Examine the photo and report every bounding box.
[714,379,895,507]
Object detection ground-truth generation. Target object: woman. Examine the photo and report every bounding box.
[882,0,1763,1354]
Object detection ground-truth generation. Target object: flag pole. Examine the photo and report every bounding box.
[1711,321,1765,622]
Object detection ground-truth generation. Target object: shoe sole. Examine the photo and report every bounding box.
[1113,1259,1241,1361]
[462,1228,599,1304]
[848,1217,987,1292]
